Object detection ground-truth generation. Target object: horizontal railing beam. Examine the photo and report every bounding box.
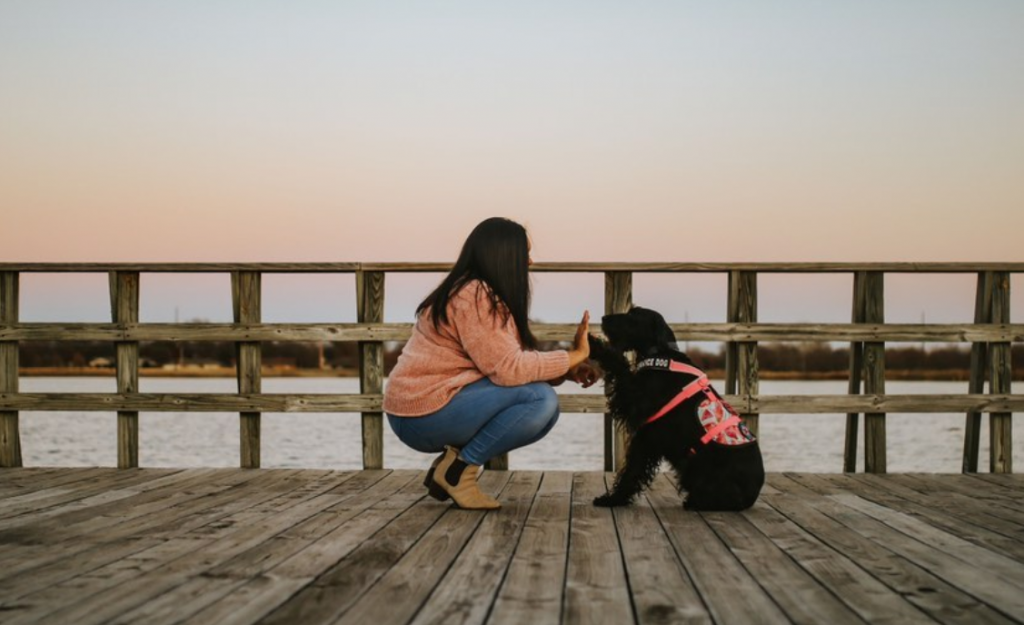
[5,322,1023,343]
[3,393,1023,414]
[2,262,1024,274]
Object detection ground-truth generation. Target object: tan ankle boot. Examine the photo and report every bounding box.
[432,446,501,510]
[423,451,451,501]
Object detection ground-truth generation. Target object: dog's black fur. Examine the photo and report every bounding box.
[590,306,764,511]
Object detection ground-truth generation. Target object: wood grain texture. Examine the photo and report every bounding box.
[4,261,1024,273]
[3,392,1024,415]
[963,272,993,473]
[1,469,1023,624]
[357,270,385,470]
[843,271,868,473]
[409,472,542,625]
[110,271,140,468]
[989,271,1012,474]
[605,271,632,473]
[863,271,886,474]
[726,270,759,437]
[563,472,632,625]
[489,472,572,625]
[2,321,1022,343]
[0,271,20,467]
[232,271,262,469]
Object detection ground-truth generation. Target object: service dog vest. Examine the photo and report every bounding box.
[635,358,756,446]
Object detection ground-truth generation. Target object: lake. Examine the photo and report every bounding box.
[16,377,1020,473]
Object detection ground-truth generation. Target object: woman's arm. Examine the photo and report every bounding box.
[450,285,572,386]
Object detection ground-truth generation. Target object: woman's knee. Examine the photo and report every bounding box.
[525,383,560,425]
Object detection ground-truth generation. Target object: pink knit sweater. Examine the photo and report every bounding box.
[383,280,571,417]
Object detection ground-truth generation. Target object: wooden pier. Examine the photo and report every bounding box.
[1,468,1023,624]
[1,262,1022,474]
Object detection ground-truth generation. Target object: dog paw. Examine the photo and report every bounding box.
[593,493,629,507]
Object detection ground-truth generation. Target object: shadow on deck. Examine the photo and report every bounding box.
[0,468,1022,624]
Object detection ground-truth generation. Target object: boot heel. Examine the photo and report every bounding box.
[427,479,451,501]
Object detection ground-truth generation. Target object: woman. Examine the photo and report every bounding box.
[383,217,595,510]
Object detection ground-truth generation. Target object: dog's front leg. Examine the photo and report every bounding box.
[594,430,661,507]
[587,335,631,378]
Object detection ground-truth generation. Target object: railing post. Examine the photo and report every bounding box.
[0,271,21,467]
[962,272,993,473]
[989,271,1012,473]
[110,271,140,468]
[844,272,867,472]
[232,271,262,469]
[863,272,886,473]
[605,271,632,472]
[725,271,759,438]
[357,270,385,470]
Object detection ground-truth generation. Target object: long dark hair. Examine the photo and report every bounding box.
[417,217,537,349]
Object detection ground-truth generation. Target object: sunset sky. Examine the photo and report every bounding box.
[2,2,1021,326]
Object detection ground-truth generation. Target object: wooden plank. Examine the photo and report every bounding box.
[989,271,1012,474]
[647,474,789,624]
[0,392,383,412]
[256,475,483,625]
[8,471,333,616]
[817,494,1024,619]
[11,471,343,625]
[832,493,1024,580]
[609,474,710,625]
[232,271,262,468]
[844,271,867,473]
[863,271,886,473]
[266,472,424,578]
[6,261,1024,273]
[0,270,20,467]
[764,490,1011,625]
[6,392,1024,415]
[0,262,366,272]
[5,321,1024,343]
[357,270,385,470]
[843,475,1024,559]
[702,506,863,624]
[747,394,1024,413]
[563,472,633,625]
[888,474,1024,516]
[110,271,140,468]
[744,499,941,624]
[605,271,632,472]
[97,472,404,625]
[963,272,993,473]
[0,468,185,524]
[336,472,514,625]
[0,471,274,605]
[726,270,759,438]
[409,472,542,625]
[489,471,573,625]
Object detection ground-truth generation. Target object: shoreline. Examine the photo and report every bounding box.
[18,367,1015,382]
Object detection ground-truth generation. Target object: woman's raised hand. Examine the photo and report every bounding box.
[568,311,590,368]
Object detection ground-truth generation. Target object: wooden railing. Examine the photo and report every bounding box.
[0,262,1021,473]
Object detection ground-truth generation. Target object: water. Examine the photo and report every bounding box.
[17,377,1020,472]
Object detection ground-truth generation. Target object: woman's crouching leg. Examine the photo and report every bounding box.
[459,382,561,466]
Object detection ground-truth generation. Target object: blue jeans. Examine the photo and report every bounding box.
[386,378,561,466]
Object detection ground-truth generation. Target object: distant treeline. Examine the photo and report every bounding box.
[20,340,1022,377]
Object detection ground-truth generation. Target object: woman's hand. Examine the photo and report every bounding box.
[567,311,590,369]
[568,362,601,388]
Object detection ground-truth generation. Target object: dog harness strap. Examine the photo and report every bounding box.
[644,374,709,425]
[700,415,742,445]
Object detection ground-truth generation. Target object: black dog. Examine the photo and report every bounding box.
[590,306,764,511]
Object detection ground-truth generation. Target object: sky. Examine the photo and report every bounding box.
[2,1,1022,326]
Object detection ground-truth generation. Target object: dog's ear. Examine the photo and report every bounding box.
[653,315,677,348]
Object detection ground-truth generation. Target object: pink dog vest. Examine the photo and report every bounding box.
[635,358,755,447]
